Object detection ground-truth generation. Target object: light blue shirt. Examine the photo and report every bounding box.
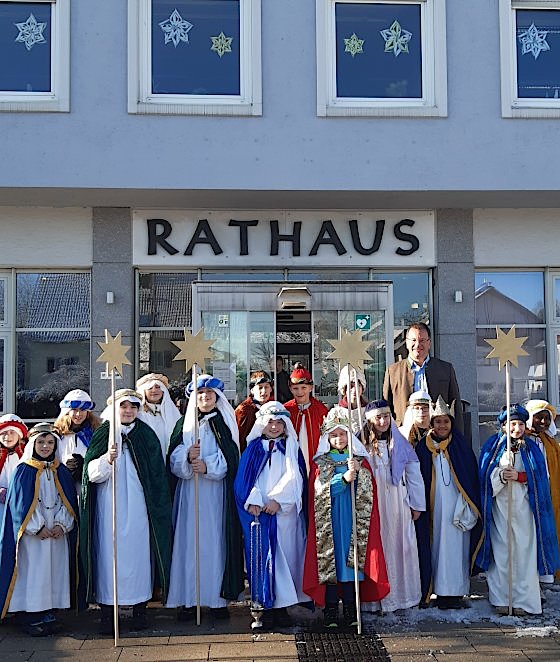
[408,354,430,393]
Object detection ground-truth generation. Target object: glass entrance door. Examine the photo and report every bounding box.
[192,281,393,406]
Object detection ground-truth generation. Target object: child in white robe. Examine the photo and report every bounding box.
[136,373,181,460]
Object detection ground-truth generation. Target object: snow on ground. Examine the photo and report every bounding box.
[361,580,560,636]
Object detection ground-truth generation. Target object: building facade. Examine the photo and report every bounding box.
[2,1,560,447]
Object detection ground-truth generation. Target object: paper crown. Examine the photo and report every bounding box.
[321,411,351,435]
[430,395,455,420]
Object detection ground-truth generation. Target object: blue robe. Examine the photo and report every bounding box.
[0,459,84,618]
[234,437,307,609]
[476,433,560,576]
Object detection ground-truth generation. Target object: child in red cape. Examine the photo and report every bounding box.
[303,411,389,629]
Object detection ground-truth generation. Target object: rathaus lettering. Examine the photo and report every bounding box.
[146,218,420,258]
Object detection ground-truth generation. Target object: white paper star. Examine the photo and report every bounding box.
[344,33,364,57]
[380,20,412,57]
[518,23,550,60]
[159,9,193,48]
[211,31,233,57]
[14,13,47,51]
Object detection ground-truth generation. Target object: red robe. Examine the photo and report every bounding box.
[284,397,328,466]
[0,442,25,475]
[303,458,390,607]
[235,397,259,453]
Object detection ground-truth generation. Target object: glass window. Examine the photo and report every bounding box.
[287,270,369,281]
[516,9,560,98]
[201,270,285,281]
[317,0,447,117]
[138,272,196,328]
[0,337,4,413]
[475,272,544,325]
[0,0,69,111]
[15,272,91,419]
[335,1,422,99]
[130,0,262,115]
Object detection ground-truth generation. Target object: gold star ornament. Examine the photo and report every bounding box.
[484,325,528,370]
[326,329,373,371]
[171,328,215,372]
[96,330,131,376]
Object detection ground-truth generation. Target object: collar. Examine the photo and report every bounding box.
[145,402,161,416]
[426,432,451,455]
[298,402,311,411]
[408,354,430,370]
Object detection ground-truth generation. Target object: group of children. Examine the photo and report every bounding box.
[0,365,560,636]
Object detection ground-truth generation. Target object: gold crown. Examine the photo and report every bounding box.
[321,412,351,435]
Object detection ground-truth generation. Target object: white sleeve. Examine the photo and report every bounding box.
[202,449,227,481]
[244,485,264,510]
[25,505,46,536]
[53,502,76,533]
[405,460,426,512]
[491,465,507,497]
[170,443,194,480]
[87,454,113,483]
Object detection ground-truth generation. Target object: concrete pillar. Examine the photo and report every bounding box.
[91,208,134,412]
[434,209,478,448]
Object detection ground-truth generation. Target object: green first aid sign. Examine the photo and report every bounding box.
[355,314,371,331]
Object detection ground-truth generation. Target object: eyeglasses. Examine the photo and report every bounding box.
[406,336,430,344]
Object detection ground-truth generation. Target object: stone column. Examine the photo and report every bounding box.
[434,209,478,449]
[91,208,134,412]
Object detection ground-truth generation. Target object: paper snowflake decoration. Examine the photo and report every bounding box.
[518,23,550,60]
[14,13,47,51]
[344,33,364,57]
[380,20,412,57]
[159,9,193,48]
[211,31,233,57]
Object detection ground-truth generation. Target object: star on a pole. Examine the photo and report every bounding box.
[484,325,528,370]
[326,329,373,371]
[344,33,364,57]
[211,31,233,57]
[171,329,215,372]
[96,330,131,377]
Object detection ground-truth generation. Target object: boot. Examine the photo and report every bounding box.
[343,602,358,628]
[131,602,148,631]
[99,604,115,636]
[323,605,338,628]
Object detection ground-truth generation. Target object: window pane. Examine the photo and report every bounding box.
[151,0,240,95]
[0,278,5,324]
[287,270,369,281]
[139,329,193,390]
[0,2,51,92]
[554,277,560,318]
[16,331,89,418]
[139,272,196,328]
[475,272,544,325]
[201,270,285,281]
[16,273,90,329]
[476,327,546,414]
[335,1,422,98]
[0,337,4,413]
[516,9,560,99]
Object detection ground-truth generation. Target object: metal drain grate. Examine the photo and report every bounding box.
[295,631,391,662]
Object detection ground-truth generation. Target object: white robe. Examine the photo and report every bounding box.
[137,408,179,460]
[87,424,152,605]
[366,440,425,611]
[166,413,228,608]
[486,451,541,614]
[244,438,307,608]
[9,468,75,613]
[0,453,20,523]
[58,432,88,465]
[431,449,470,596]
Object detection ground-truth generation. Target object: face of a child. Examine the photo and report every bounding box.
[432,415,452,439]
[328,427,348,451]
[69,409,88,426]
[509,420,526,439]
[344,382,363,405]
[251,382,272,404]
[290,383,312,405]
[119,401,139,424]
[0,429,21,449]
[197,387,217,412]
[412,403,430,428]
[532,410,551,433]
[35,434,56,459]
[262,418,285,439]
[370,413,391,434]
[145,383,163,404]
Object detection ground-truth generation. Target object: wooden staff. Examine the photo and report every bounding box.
[346,364,362,635]
[111,369,119,646]
[192,363,201,626]
[505,362,513,616]
[351,367,367,448]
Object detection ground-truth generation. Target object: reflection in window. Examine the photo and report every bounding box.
[335,1,422,99]
[0,1,51,92]
[475,272,545,324]
[516,9,560,99]
[0,338,4,413]
[15,272,91,419]
[139,272,196,328]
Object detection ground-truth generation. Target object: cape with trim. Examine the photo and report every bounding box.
[0,442,25,476]
[284,397,328,465]
[79,419,172,603]
[302,456,390,608]
[0,458,85,618]
[167,411,245,601]
[414,428,483,604]
[233,435,307,610]
[476,433,560,576]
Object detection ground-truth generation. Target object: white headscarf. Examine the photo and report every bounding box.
[526,399,558,436]
[136,374,181,446]
[102,389,142,455]
[182,374,239,449]
[22,423,62,463]
[246,401,304,513]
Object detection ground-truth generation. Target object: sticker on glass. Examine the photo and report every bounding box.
[159,8,193,48]
[14,13,47,51]
[344,32,364,57]
[211,31,233,57]
[380,20,412,57]
[518,22,550,60]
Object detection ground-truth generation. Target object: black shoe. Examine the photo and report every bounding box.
[22,620,50,637]
[177,606,196,622]
[131,603,148,631]
[343,603,358,628]
[273,607,292,627]
[99,605,116,635]
[437,596,467,610]
[323,605,338,629]
[260,610,274,631]
[210,607,229,620]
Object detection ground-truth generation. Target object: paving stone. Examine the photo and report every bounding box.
[381,634,475,655]
[209,641,298,659]
[30,650,122,662]
[80,634,170,649]
[119,643,209,661]
[0,636,84,651]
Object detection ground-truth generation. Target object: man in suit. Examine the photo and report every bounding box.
[383,323,463,433]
